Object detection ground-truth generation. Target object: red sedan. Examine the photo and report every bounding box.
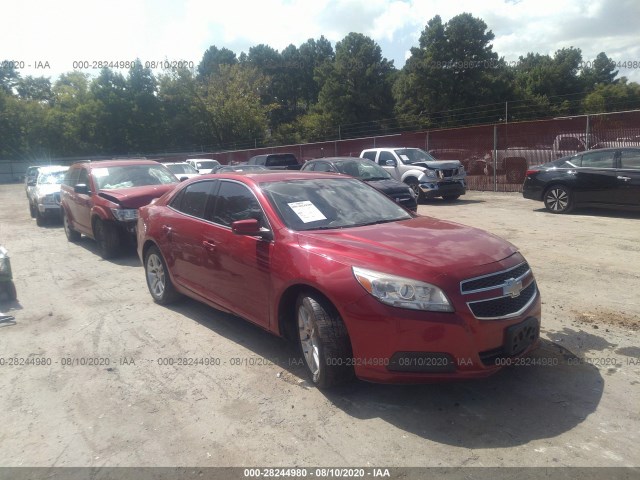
[137,172,541,388]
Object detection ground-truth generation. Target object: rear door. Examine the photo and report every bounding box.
[64,167,93,234]
[616,148,640,206]
[572,150,618,205]
[164,180,218,297]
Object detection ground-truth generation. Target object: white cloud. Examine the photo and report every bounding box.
[1,0,638,82]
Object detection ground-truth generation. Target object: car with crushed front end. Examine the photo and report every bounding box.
[61,159,178,259]
[26,165,68,226]
[523,147,640,213]
[137,171,541,388]
[300,157,417,212]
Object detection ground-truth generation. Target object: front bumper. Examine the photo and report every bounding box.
[37,203,62,216]
[420,180,466,199]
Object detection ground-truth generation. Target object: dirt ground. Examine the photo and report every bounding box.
[0,183,638,469]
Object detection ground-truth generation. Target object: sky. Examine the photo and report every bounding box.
[3,0,640,84]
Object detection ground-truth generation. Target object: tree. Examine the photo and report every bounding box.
[16,76,52,103]
[199,64,274,148]
[197,46,238,80]
[581,52,618,90]
[90,68,130,153]
[315,32,395,135]
[0,61,20,94]
[582,78,640,113]
[394,14,506,126]
[127,60,161,152]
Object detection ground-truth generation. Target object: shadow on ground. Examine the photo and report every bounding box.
[168,298,604,449]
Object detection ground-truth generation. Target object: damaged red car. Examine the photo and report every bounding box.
[137,172,541,388]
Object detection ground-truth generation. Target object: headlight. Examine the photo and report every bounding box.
[111,208,138,221]
[352,266,454,312]
[40,194,56,204]
[0,247,9,274]
[423,169,436,178]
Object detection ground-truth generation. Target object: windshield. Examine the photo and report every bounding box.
[261,178,412,231]
[395,148,437,164]
[196,160,219,169]
[333,160,391,180]
[167,163,198,174]
[93,165,177,190]
[38,171,66,185]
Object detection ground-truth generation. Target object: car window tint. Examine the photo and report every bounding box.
[581,151,615,168]
[78,169,90,189]
[64,168,80,186]
[620,149,640,169]
[209,181,265,227]
[378,151,395,165]
[313,162,333,172]
[361,151,376,162]
[174,181,213,218]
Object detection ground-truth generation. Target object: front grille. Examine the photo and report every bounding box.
[461,262,530,293]
[436,168,458,178]
[467,281,537,319]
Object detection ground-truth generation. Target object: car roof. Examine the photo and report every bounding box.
[306,157,365,162]
[37,165,68,173]
[196,171,341,185]
[69,159,161,168]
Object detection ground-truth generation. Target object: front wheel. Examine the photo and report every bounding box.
[442,195,460,202]
[63,210,81,242]
[144,246,181,304]
[29,202,36,218]
[404,178,423,203]
[35,208,46,226]
[296,293,354,388]
[544,185,573,214]
[93,218,121,259]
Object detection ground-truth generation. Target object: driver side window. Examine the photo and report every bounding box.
[378,151,395,165]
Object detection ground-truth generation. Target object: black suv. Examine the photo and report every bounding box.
[246,153,301,170]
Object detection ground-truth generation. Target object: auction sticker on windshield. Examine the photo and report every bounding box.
[288,201,326,223]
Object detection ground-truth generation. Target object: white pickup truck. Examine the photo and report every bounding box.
[360,147,466,201]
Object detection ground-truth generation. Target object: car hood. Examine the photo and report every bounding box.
[411,160,462,169]
[98,184,177,209]
[35,184,62,196]
[296,216,517,279]
[365,178,412,195]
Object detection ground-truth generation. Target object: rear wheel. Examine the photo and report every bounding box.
[93,218,121,259]
[544,185,573,214]
[144,246,181,304]
[296,292,354,388]
[63,210,81,242]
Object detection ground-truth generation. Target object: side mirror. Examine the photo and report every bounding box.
[179,176,189,182]
[231,219,271,239]
[385,159,397,167]
[74,184,90,195]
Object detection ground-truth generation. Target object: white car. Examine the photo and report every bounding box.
[27,165,68,226]
[185,158,221,174]
[164,162,200,180]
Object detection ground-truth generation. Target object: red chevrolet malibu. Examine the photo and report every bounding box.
[137,172,541,388]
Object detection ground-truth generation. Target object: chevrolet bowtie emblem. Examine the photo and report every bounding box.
[503,278,523,298]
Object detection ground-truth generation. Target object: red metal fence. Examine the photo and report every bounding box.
[2,110,639,190]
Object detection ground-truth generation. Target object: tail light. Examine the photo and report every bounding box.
[525,170,538,177]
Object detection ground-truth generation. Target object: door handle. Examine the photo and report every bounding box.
[202,240,216,252]
[617,176,631,182]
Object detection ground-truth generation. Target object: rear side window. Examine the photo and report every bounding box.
[580,151,615,168]
[265,154,298,167]
[361,151,376,162]
[171,181,215,219]
[620,149,640,169]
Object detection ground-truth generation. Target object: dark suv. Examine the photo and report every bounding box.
[246,153,301,170]
[60,160,178,258]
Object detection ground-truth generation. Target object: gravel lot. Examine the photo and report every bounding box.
[0,183,638,469]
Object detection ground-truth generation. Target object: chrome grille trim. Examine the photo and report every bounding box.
[466,281,538,320]
[460,262,531,294]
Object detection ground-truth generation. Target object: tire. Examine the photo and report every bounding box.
[63,210,81,242]
[404,177,423,203]
[29,201,36,218]
[144,246,181,304]
[442,195,460,202]
[544,184,574,214]
[296,292,354,388]
[93,218,121,259]
[35,208,46,226]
